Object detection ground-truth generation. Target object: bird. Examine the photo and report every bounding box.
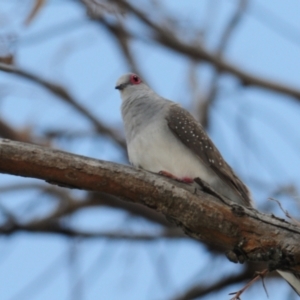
[116,72,253,207]
[115,72,300,296]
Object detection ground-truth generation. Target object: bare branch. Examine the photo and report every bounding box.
[172,265,255,300]
[0,62,126,149]
[88,191,174,227]
[216,0,248,56]
[0,138,300,273]
[0,119,31,142]
[114,0,300,100]
[99,18,142,75]
[0,222,186,240]
[198,0,249,127]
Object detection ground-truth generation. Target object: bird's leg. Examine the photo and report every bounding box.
[158,170,194,184]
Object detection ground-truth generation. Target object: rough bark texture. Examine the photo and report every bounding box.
[0,138,299,273]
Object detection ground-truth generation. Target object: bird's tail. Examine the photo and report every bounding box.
[277,270,300,296]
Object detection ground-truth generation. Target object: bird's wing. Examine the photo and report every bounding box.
[166,104,252,207]
[277,270,300,296]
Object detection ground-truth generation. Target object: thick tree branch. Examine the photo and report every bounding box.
[0,138,300,273]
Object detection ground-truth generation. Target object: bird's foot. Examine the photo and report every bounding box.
[158,171,194,184]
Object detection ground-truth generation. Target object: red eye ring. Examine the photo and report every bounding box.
[130,74,142,85]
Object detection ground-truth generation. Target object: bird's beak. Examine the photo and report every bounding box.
[115,83,127,90]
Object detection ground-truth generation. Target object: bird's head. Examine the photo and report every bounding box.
[115,73,148,100]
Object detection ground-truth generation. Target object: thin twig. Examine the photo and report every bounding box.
[229,269,268,300]
[113,0,300,100]
[0,62,126,149]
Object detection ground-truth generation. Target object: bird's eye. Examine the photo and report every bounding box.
[130,74,142,85]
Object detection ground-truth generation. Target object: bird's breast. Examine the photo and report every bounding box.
[127,119,216,184]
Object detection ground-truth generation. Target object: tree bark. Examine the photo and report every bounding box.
[0,138,299,273]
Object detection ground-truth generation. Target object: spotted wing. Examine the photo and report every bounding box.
[166,104,251,206]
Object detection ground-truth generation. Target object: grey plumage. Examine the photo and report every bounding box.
[277,271,300,296]
[116,72,300,296]
[116,73,252,207]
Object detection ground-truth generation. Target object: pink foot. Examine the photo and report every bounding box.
[158,171,194,184]
[181,177,194,184]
